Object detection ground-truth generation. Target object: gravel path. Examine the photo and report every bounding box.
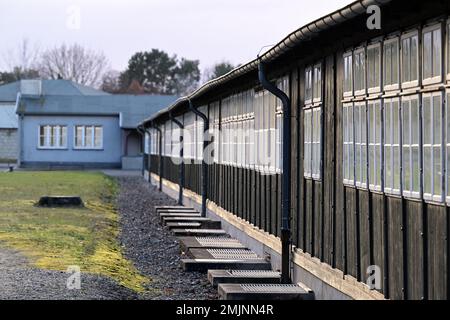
[116,176,217,300]
[0,247,138,300]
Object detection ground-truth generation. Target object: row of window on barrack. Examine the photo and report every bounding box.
[147,20,450,204]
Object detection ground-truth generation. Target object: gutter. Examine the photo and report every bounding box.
[258,61,292,284]
[140,0,392,127]
[188,100,209,217]
[169,112,185,205]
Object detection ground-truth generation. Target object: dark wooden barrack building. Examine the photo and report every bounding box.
[141,0,450,299]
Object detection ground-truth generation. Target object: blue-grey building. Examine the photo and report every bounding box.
[0,79,177,169]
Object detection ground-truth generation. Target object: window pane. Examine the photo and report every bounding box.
[95,126,103,148]
[424,31,433,79]
[40,126,46,147]
[60,126,67,147]
[385,44,392,85]
[433,29,442,78]
[411,35,419,81]
[392,41,399,84]
[76,126,83,147]
[402,38,410,82]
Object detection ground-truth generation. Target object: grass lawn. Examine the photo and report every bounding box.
[0,171,149,292]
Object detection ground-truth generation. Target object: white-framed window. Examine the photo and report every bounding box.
[354,102,368,188]
[383,37,400,91]
[164,121,172,157]
[343,52,353,97]
[313,64,322,103]
[343,103,354,185]
[38,125,67,149]
[401,30,419,88]
[422,91,443,202]
[402,94,421,198]
[368,99,382,191]
[304,65,322,180]
[384,98,401,195]
[367,43,382,94]
[447,21,450,81]
[74,125,103,149]
[446,90,450,203]
[144,132,150,155]
[423,24,442,85]
[354,48,366,96]
[305,67,313,104]
[184,112,195,160]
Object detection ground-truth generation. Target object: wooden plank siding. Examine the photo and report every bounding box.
[145,1,450,300]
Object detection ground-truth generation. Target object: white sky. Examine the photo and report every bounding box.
[0,0,351,73]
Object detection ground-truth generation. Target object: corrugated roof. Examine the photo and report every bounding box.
[0,104,18,129]
[19,95,178,129]
[0,79,110,102]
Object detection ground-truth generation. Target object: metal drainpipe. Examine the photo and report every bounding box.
[189,100,209,217]
[136,125,146,176]
[153,122,163,192]
[258,61,292,284]
[170,112,185,205]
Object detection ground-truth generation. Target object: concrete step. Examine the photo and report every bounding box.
[178,237,246,252]
[218,283,315,300]
[163,217,221,229]
[187,248,260,260]
[207,270,281,288]
[155,206,195,211]
[182,258,272,273]
[159,212,202,223]
[182,248,271,272]
[157,208,199,214]
[166,222,202,229]
[172,229,228,237]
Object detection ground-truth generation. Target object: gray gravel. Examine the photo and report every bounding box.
[116,176,217,300]
[0,174,216,300]
[0,247,138,300]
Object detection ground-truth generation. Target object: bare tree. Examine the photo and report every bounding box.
[2,38,41,75]
[38,44,110,88]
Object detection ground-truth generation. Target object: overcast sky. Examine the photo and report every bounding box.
[0,0,351,73]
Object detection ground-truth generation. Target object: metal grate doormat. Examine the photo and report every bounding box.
[195,237,243,248]
[206,249,259,260]
[176,222,201,227]
[241,284,304,293]
[230,270,281,277]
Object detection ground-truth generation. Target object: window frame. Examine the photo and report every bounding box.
[367,42,382,94]
[354,101,368,189]
[402,94,421,199]
[401,30,420,89]
[422,23,443,86]
[343,51,354,98]
[367,99,383,192]
[383,97,401,195]
[343,102,355,186]
[447,20,450,81]
[422,91,444,203]
[73,125,103,150]
[353,47,366,96]
[37,125,68,150]
[313,63,323,103]
[383,37,400,92]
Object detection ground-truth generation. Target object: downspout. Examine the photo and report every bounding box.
[136,125,145,176]
[170,112,185,205]
[258,61,292,284]
[188,100,209,217]
[153,122,163,192]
